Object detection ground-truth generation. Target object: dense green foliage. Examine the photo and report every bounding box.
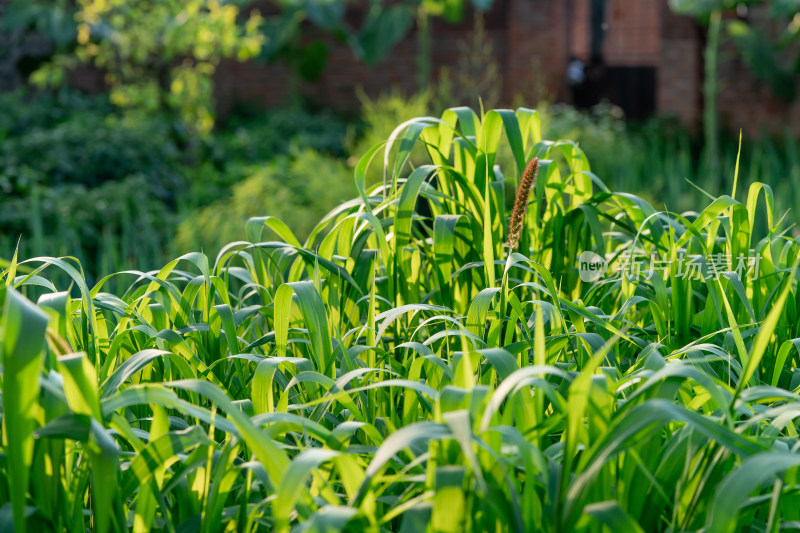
[2,107,800,532]
[543,103,800,220]
[0,90,351,278]
[4,90,800,286]
[669,0,800,102]
[175,147,353,252]
[16,0,264,132]
[0,91,184,274]
[667,0,800,168]
[5,0,497,126]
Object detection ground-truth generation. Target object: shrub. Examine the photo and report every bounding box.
[0,92,352,277]
[219,105,350,161]
[0,93,186,275]
[542,102,800,219]
[0,113,183,195]
[175,147,353,252]
[0,89,112,139]
[2,176,168,262]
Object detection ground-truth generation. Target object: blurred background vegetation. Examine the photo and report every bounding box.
[1,0,799,281]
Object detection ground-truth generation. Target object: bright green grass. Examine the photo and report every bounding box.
[2,107,800,532]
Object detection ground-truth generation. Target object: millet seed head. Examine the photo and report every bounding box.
[506,157,539,250]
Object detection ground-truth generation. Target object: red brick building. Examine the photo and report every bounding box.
[1,0,796,133]
[215,0,800,135]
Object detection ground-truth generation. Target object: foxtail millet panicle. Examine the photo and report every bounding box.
[505,157,539,250]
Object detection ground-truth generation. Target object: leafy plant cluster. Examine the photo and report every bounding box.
[11,0,265,133]
[175,91,434,256]
[0,90,351,279]
[542,102,800,222]
[668,0,800,168]
[670,0,800,102]
[3,0,499,134]
[0,90,184,275]
[175,147,354,253]
[2,107,800,532]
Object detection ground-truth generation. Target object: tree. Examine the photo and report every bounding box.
[18,0,264,133]
[726,2,799,101]
[261,0,494,92]
[669,0,800,168]
[6,0,495,131]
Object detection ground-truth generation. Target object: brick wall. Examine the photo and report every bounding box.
[214,0,707,125]
[505,0,569,104]
[216,0,517,113]
[658,2,701,126]
[568,0,661,66]
[5,0,800,136]
[604,0,661,66]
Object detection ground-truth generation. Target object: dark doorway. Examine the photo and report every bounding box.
[569,0,658,121]
[571,64,657,121]
[605,66,657,120]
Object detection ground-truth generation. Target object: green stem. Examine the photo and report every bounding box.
[416,6,431,92]
[703,9,722,174]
